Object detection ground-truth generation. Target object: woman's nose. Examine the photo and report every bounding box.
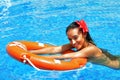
[71,39,76,44]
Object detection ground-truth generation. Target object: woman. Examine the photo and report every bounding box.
[30,20,120,69]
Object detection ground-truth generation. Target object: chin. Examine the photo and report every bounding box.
[76,47,81,51]
[77,45,83,50]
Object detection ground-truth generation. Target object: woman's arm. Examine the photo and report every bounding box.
[29,43,72,54]
[48,46,98,59]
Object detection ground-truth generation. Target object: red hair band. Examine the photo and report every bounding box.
[75,20,89,33]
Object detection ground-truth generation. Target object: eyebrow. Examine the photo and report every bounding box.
[68,35,78,40]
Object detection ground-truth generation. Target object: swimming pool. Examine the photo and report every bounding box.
[1,0,120,80]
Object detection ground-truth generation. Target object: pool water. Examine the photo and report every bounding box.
[1,0,120,80]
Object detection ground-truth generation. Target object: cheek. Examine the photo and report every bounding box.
[77,37,83,43]
[77,37,85,45]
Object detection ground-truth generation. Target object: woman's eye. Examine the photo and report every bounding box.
[74,36,78,40]
[68,38,71,41]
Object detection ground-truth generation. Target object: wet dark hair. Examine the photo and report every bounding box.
[66,22,96,45]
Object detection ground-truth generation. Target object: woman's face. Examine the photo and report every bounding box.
[67,28,86,50]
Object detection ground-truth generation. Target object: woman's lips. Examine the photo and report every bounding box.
[74,43,78,48]
[74,43,82,50]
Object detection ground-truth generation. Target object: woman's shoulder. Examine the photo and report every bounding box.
[86,43,103,57]
[87,43,100,51]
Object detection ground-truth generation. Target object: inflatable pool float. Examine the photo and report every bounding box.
[6,41,87,70]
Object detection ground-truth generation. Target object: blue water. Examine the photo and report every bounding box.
[1,0,120,80]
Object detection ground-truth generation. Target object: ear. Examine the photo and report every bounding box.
[83,32,87,38]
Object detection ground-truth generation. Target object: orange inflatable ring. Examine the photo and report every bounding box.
[6,41,87,70]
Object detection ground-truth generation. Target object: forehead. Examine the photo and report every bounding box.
[67,28,80,37]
